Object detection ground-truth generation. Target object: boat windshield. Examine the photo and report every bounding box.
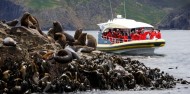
[101,28,162,44]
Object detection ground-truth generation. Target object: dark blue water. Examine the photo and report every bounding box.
[64,30,190,94]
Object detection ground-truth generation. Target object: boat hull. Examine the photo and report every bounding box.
[97,39,165,54]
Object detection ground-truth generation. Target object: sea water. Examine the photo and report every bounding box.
[58,30,190,94]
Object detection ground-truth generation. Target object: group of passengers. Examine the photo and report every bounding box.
[102,28,161,43]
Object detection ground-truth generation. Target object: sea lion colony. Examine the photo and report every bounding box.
[0,12,189,93]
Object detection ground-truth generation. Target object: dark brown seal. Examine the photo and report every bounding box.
[86,34,97,49]
[54,33,67,49]
[20,12,32,28]
[6,19,18,27]
[47,21,64,40]
[47,28,54,39]
[74,28,83,40]
[72,33,87,46]
[20,12,44,35]
[28,13,44,35]
[53,21,63,33]
[54,49,73,64]
[63,32,75,46]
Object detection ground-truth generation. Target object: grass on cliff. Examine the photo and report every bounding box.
[26,0,61,9]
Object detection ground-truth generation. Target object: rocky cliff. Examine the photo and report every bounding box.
[0,0,24,21]
[0,0,190,30]
[158,4,190,30]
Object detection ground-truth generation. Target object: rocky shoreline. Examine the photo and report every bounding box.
[0,13,189,93]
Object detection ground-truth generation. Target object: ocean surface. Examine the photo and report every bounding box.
[62,30,190,94]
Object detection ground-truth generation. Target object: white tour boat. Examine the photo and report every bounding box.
[97,15,165,55]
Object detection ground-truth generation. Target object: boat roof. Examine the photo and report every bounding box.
[97,15,154,32]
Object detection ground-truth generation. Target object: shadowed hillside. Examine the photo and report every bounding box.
[158,4,190,30]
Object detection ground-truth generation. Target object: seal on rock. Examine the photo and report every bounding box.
[20,12,32,28]
[28,13,44,35]
[53,21,63,33]
[73,45,95,53]
[63,32,75,46]
[72,33,87,46]
[54,49,73,64]
[3,37,17,47]
[6,19,18,27]
[47,28,54,39]
[54,33,67,49]
[20,12,44,35]
[47,21,64,40]
[86,34,97,49]
[74,28,83,40]
[65,45,80,60]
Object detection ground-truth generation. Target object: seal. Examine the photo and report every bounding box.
[47,21,64,40]
[74,28,83,40]
[47,28,54,39]
[6,19,18,27]
[20,12,33,28]
[53,21,63,33]
[28,13,44,35]
[54,49,73,64]
[86,34,97,49]
[20,12,44,35]
[74,45,95,53]
[65,45,80,60]
[3,70,11,81]
[63,32,75,46]
[3,37,17,47]
[54,33,67,49]
[72,33,87,46]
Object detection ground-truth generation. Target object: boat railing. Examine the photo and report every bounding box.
[102,35,157,44]
[102,35,132,44]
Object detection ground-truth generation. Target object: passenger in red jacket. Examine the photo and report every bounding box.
[123,35,128,42]
[140,31,147,40]
[131,32,135,40]
[133,32,140,40]
[106,31,112,38]
[149,29,156,39]
[156,29,161,39]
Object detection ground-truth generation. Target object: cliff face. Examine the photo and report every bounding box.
[158,4,190,30]
[0,0,24,21]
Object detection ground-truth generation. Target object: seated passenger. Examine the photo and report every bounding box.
[140,31,146,40]
[106,31,112,38]
[133,32,140,40]
[118,32,123,43]
[149,28,156,39]
[123,34,128,42]
[156,29,161,39]
[102,32,107,39]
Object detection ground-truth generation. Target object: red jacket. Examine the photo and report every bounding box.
[156,32,161,39]
[123,35,128,42]
[133,33,140,40]
[149,31,156,39]
[140,33,146,40]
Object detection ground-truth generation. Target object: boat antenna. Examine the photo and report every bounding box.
[109,0,113,19]
[124,0,126,18]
